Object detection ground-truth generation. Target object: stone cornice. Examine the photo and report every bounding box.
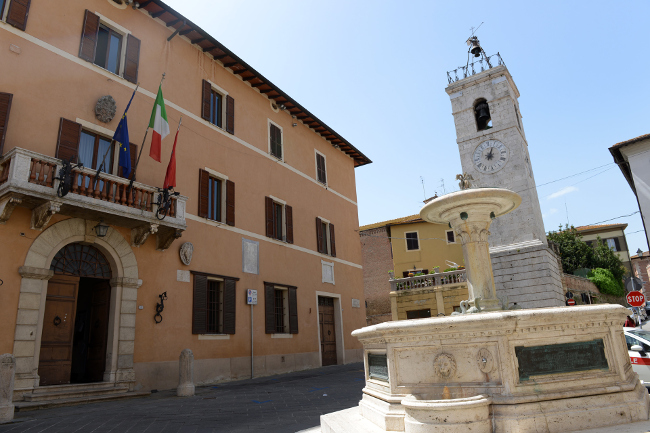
[18,266,54,280]
[110,277,143,289]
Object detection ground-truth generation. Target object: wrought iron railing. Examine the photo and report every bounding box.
[390,269,467,292]
[446,53,506,84]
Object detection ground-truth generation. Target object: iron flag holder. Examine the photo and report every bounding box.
[54,156,84,198]
[154,291,167,324]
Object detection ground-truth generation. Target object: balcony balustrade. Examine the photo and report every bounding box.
[390,269,467,292]
[0,147,187,250]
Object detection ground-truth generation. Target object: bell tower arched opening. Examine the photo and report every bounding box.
[39,243,114,386]
[474,98,492,131]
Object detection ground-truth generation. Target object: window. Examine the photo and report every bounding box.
[2,0,31,31]
[206,280,223,334]
[315,151,327,185]
[94,25,122,75]
[606,238,621,251]
[405,232,419,251]
[406,309,431,319]
[265,196,293,243]
[269,122,283,159]
[264,283,298,334]
[192,273,237,335]
[201,80,235,134]
[446,230,456,244]
[0,92,13,156]
[316,217,336,257]
[198,169,235,226]
[79,131,114,174]
[78,10,140,84]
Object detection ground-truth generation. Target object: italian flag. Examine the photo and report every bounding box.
[148,85,169,162]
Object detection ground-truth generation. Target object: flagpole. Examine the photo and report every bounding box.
[94,83,140,189]
[129,73,165,191]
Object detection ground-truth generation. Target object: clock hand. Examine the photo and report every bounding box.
[486,148,494,161]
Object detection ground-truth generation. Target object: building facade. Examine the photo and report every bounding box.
[360,215,464,323]
[631,250,649,293]
[610,134,650,250]
[0,0,370,400]
[575,223,633,276]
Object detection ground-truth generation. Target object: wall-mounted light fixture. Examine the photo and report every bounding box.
[94,220,109,237]
[279,104,287,110]
[154,292,167,324]
[292,123,297,127]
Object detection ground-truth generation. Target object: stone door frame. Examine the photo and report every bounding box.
[13,218,141,396]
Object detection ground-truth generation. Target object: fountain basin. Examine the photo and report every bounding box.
[420,188,521,226]
[402,394,491,433]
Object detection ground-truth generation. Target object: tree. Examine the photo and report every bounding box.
[547,224,626,286]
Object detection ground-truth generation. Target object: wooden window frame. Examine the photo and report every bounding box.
[191,271,238,335]
[264,282,298,335]
[315,217,336,257]
[268,120,283,160]
[405,231,420,251]
[446,230,456,244]
[209,88,223,128]
[274,287,288,333]
[206,278,224,334]
[79,130,115,175]
[95,24,123,76]
[315,149,327,185]
[0,0,7,21]
[266,196,292,243]
[207,176,223,222]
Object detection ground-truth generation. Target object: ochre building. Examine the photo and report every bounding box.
[0,0,371,401]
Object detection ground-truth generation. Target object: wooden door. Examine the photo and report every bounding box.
[85,280,111,382]
[319,297,337,366]
[39,275,80,386]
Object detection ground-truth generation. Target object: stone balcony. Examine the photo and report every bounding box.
[390,269,467,292]
[0,147,187,250]
[390,270,468,319]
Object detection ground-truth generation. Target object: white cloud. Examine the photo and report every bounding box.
[547,186,578,200]
[543,208,558,218]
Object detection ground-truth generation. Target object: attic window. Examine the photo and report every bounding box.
[474,99,492,131]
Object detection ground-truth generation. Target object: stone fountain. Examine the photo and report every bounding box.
[321,185,649,433]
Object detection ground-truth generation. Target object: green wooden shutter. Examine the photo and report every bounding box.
[78,10,100,62]
[0,92,13,156]
[288,287,298,334]
[123,35,141,84]
[6,0,31,31]
[192,274,208,334]
[264,283,275,334]
[223,279,236,334]
[226,180,235,226]
[55,118,82,163]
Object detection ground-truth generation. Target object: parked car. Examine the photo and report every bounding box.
[624,327,650,389]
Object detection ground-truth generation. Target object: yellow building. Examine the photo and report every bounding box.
[575,223,633,276]
[360,213,466,322]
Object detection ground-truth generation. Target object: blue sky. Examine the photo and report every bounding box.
[164,0,649,253]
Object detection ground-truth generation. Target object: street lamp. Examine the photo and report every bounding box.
[637,248,644,257]
[94,220,109,237]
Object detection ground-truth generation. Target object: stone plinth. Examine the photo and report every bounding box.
[325,304,649,433]
[177,349,195,397]
[0,354,16,422]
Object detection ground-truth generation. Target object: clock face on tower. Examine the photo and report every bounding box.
[472,140,509,174]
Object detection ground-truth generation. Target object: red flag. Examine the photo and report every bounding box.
[163,129,178,189]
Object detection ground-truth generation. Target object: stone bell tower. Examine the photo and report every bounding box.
[445,38,564,308]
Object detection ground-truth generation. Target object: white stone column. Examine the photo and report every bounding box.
[177,349,195,397]
[110,277,141,389]
[13,267,54,392]
[0,354,16,422]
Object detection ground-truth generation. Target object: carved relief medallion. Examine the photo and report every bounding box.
[179,242,194,266]
[433,353,457,379]
[477,348,494,373]
[95,95,117,123]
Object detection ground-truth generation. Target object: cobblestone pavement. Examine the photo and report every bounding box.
[1,363,365,433]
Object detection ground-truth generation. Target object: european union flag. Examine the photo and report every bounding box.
[114,87,137,179]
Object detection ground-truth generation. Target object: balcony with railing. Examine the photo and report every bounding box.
[390,269,467,292]
[0,147,187,250]
[446,53,506,84]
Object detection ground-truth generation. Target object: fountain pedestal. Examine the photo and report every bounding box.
[321,188,649,433]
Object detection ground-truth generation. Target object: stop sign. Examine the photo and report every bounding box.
[626,291,645,307]
[567,299,576,306]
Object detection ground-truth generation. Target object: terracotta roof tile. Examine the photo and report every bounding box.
[574,223,628,232]
[359,214,423,231]
[611,133,650,149]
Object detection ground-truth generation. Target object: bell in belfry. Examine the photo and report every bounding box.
[467,36,482,57]
[474,101,490,129]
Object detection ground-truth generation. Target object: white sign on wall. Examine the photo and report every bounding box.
[352,299,361,308]
[247,289,258,305]
[242,239,259,275]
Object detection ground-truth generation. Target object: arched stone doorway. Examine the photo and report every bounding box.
[12,218,141,396]
[39,243,113,386]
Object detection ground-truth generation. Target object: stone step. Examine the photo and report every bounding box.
[15,391,150,411]
[24,385,130,402]
[30,381,121,394]
[321,407,385,433]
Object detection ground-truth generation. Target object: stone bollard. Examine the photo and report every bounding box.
[177,349,195,397]
[0,354,16,422]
